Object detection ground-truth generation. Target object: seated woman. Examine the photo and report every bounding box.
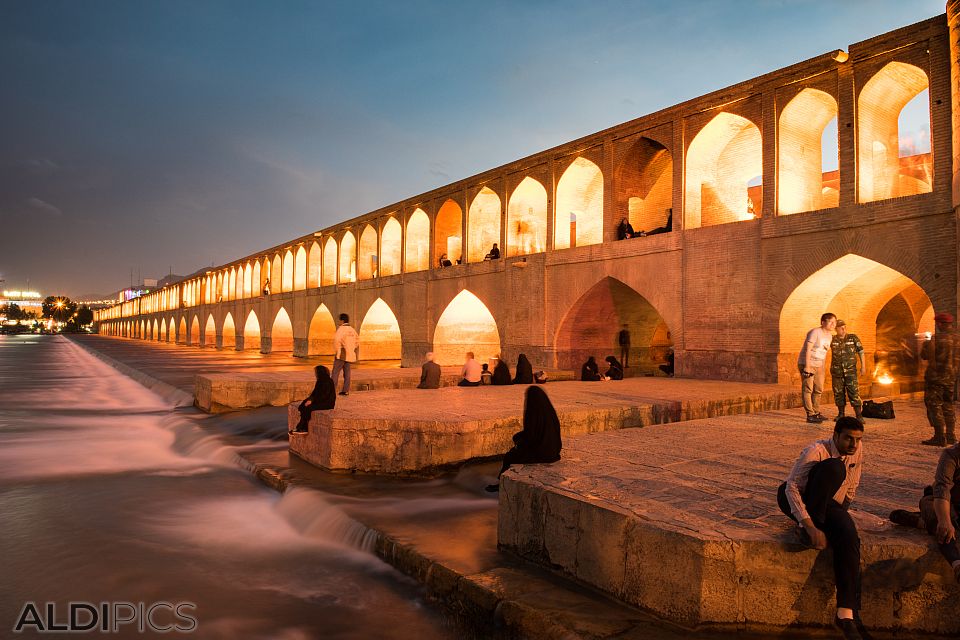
[581,356,602,381]
[492,358,512,385]
[485,386,562,492]
[513,353,534,384]
[604,355,624,380]
[438,253,452,268]
[291,365,336,434]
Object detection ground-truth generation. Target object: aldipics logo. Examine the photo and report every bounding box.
[12,602,197,634]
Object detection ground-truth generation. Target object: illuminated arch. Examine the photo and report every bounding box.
[507,177,547,256]
[308,241,322,288]
[555,157,603,249]
[358,224,378,280]
[339,231,357,283]
[467,187,502,262]
[380,217,402,276]
[308,304,336,356]
[190,316,200,346]
[434,200,463,266]
[779,254,933,384]
[685,112,762,228]
[242,263,252,298]
[221,312,236,349]
[178,318,187,344]
[294,246,307,290]
[433,290,500,366]
[229,267,237,300]
[252,260,262,296]
[359,298,402,360]
[261,257,271,293]
[152,319,159,341]
[243,310,261,351]
[404,209,430,272]
[616,138,673,235]
[858,61,931,203]
[270,307,294,353]
[167,318,175,342]
[282,250,294,292]
[272,254,283,292]
[555,277,672,370]
[778,89,839,215]
[322,237,338,286]
[204,315,216,347]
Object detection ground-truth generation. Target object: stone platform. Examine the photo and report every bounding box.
[197,367,576,413]
[497,398,958,635]
[288,378,801,474]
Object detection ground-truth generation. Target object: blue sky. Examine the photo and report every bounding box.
[0,0,946,296]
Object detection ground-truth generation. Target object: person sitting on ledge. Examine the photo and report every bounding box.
[262,278,271,296]
[438,253,452,268]
[890,442,960,584]
[485,385,562,492]
[636,209,673,237]
[513,353,534,384]
[777,416,867,640]
[417,351,441,389]
[604,355,624,380]
[290,365,336,435]
[492,357,512,385]
[659,349,675,377]
[580,356,602,381]
[616,217,635,240]
[458,351,482,387]
[484,243,500,260]
[480,363,493,385]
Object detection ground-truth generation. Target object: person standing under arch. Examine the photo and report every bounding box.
[799,313,837,424]
[331,313,359,396]
[922,312,959,446]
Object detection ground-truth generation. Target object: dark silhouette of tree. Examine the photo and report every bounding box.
[42,296,77,323]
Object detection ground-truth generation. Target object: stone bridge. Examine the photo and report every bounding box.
[96,12,959,385]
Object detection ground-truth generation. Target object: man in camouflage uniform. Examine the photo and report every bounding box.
[830,320,865,422]
[922,312,960,447]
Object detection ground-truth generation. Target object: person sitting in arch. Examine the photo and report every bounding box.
[262,279,271,296]
[458,351,482,387]
[485,385,562,492]
[438,253,452,268]
[484,243,501,260]
[638,209,673,237]
[417,352,441,389]
[513,353,534,384]
[604,355,624,380]
[659,349,675,377]
[291,365,336,435]
[492,357,512,385]
[581,356,602,381]
[616,217,635,240]
[480,363,493,385]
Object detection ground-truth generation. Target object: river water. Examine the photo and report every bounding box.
[0,335,463,639]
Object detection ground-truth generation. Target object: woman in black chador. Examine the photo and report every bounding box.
[486,386,562,492]
[492,358,513,385]
[581,356,602,381]
[513,353,534,384]
[291,365,336,434]
[604,355,624,380]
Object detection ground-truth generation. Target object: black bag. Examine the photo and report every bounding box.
[862,399,895,419]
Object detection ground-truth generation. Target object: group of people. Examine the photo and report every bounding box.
[438,244,501,268]
[615,211,673,241]
[421,352,536,388]
[580,355,624,381]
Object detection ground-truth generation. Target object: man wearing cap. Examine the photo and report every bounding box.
[799,313,837,424]
[921,312,959,446]
[830,320,865,423]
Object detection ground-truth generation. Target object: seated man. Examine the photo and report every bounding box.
[417,352,441,389]
[484,243,501,260]
[458,351,482,387]
[777,417,867,639]
[891,442,960,583]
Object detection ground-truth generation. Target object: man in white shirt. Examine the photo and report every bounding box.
[777,416,865,639]
[458,352,482,387]
[331,313,359,396]
[799,312,837,424]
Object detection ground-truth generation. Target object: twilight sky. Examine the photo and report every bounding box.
[0,0,945,297]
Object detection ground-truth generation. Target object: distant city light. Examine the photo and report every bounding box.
[3,291,41,299]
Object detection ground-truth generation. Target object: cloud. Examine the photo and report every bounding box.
[26,197,62,216]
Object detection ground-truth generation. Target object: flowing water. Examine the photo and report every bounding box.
[0,335,465,639]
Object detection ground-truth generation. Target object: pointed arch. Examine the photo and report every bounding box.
[433,290,500,366]
[252,260,262,296]
[308,304,337,356]
[190,316,200,346]
[221,312,236,349]
[616,138,673,235]
[270,307,294,353]
[282,249,294,292]
[380,217,402,276]
[204,314,216,347]
[359,298,402,360]
[243,310,261,351]
[434,200,463,266]
[358,224,379,280]
[555,157,603,249]
[294,246,307,290]
[152,319,159,341]
[555,277,672,370]
[308,241,322,288]
[322,237,338,286]
[178,317,187,344]
[339,231,357,283]
[507,177,547,256]
[272,254,283,292]
[167,318,175,342]
[858,61,931,203]
[685,112,762,228]
[243,262,253,298]
[778,89,839,215]
[405,208,430,272]
[229,267,237,300]
[467,187,502,262]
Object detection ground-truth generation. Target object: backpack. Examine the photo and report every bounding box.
[862,399,895,419]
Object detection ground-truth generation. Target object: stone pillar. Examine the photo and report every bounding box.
[950,1,960,207]
[215,334,223,349]
[293,338,309,357]
[235,335,244,351]
[260,336,272,354]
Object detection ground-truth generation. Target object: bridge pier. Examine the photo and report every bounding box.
[293,338,309,357]
[260,336,272,354]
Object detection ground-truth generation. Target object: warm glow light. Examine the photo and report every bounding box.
[467,187,502,262]
[877,373,894,384]
[433,290,500,365]
[359,298,402,360]
[555,157,603,249]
